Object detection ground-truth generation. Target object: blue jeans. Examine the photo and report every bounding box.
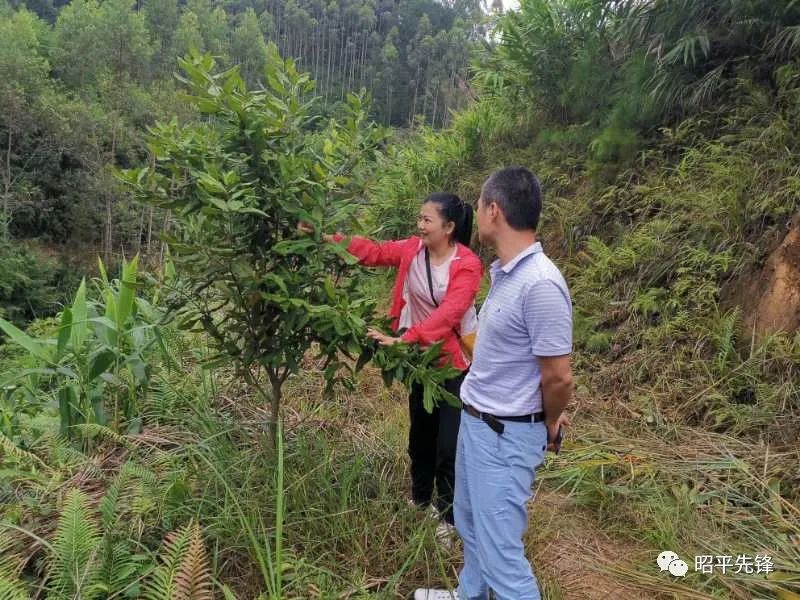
[454,411,547,600]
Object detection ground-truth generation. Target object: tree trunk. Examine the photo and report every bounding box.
[268,369,282,448]
[339,21,347,99]
[432,86,439,128]
[325,23,333,103]
[104,192,113,266]
[360,30,369,89]
[136,205,145,255]
[146,206,154,258]
[313,7,320,80]
[104,126,118,266]
[159,209,171,266]
[2,130,11,242]
[387,79,391,123]
[411,64,420,125]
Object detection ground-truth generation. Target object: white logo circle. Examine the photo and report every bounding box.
[657,550,679,571]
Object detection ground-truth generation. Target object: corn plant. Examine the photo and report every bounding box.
[0,255,166,438]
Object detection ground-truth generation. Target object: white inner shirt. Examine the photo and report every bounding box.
[399,247,478,344]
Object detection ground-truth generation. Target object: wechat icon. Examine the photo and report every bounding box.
[657,550,689,577]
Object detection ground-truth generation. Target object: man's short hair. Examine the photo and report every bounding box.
[481,166,542,231]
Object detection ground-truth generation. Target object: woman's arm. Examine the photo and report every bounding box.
[330,234,408,268]
[298,223,407,268]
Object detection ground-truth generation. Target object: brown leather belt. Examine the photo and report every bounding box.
[462,403,544,435]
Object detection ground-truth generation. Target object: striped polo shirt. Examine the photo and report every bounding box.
[461,241,572,416]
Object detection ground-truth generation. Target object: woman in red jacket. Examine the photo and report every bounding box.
[304,193,482,535]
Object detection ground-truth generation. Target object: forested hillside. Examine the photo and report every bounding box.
[0,0,483,322]
[0,0,799,599]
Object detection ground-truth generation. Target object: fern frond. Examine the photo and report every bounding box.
[142,523,193,600]
[143,521,212,600]
[72,424,133,448]
[100,539,145,596]
[0,532,27,579]
[48,489,103,600]
[117,462,158,488]
[0,432,48,470]
[43,434,102,477]
[99,461,159,531]
[768,24,800,58]
[173,522,213,600]
[714,308,742,376]
[0,574,30,600]
[689,64,727,109]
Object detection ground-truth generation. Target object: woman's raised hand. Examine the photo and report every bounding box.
[297,221,335,242]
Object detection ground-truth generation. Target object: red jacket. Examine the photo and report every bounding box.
[333,234,483,371]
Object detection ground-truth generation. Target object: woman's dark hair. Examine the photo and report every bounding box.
[424,192,474,247]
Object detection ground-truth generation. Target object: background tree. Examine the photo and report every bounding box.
[229,8,270,87]
[0,7,53,240]
[0,0,485,325]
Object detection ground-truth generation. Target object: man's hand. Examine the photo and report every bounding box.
[367,328,403,346]
[547,412,571,453]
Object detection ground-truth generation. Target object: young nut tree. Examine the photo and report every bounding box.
[125,49,385,442]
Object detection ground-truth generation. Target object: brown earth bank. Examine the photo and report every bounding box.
[724,215,800,336]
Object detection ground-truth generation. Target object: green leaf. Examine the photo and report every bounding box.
[0,368,56,387]
[329,242,359,265]
[423,383,434,413]
[355,347,373,372]
[56,366,77,378]
[323,278,336,302]
[93,396,106,425]
[71,278,88,352]
[153,328,178,372]
[88,349,117,382]
[56,308,73,360]
[0,318,53,364]
[90,317,118,347]
[104,289,118,332]
[99,373,124,386]
[58,385,78,436]
[239,207,269,217]
[205,196,229,211]
[125,355,149,387]
[202,355,233,370]
[117,255,139,334]
[272,239,315,255]
[98,258,109,287]
[127,416,142,434]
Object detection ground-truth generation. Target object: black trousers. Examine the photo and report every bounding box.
[408,371,465,525]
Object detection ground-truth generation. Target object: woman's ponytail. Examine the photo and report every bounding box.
[456,202,473,247]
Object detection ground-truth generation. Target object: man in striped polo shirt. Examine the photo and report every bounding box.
[415,167,574,600]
